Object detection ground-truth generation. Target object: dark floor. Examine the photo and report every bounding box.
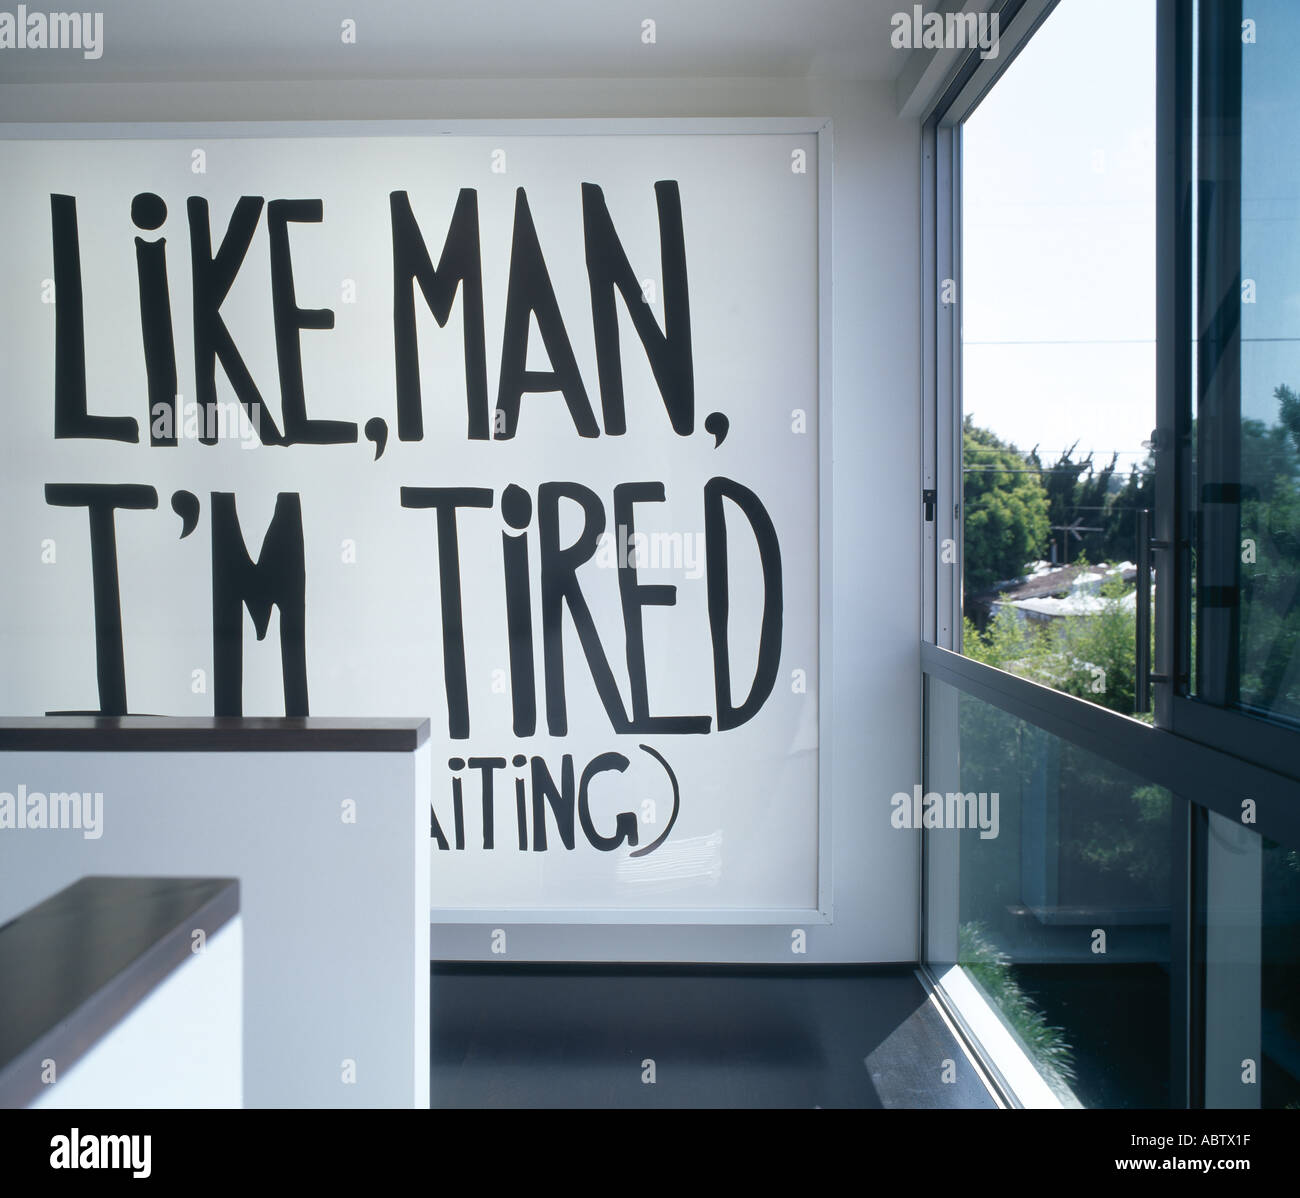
[430,965,998,1108]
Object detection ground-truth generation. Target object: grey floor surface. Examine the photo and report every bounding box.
[430,965,998,1108]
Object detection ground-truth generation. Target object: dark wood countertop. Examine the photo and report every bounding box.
[0,716,431,752]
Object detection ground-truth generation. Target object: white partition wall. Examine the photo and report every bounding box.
[0,720,431,1108]
[32,917,244,1110]
[0,874,243,1110]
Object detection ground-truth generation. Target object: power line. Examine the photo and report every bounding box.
[964,444,1149,451]
[962,466,1154,475]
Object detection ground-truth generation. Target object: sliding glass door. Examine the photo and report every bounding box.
[1184,0,1300,1111]
[1181,0,1300,764]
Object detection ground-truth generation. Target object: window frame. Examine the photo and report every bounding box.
[921,0,1299,836]
[919,0,1300,1109]
[1168,0,1300,782]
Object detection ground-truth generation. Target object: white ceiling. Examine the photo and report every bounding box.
[0,0,935,85]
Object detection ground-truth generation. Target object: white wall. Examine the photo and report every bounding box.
[0,75,922,962]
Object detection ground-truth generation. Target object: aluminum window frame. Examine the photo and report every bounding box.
[918,0,1298,1109]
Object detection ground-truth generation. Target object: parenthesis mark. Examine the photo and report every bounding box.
[704,411,729,448]
[629,744,680,858]
[364,417,388,461]
[171,490,200,539]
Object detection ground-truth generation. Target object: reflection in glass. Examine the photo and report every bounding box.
[1202,812,1300,1108]
[1196,0,1300,725]
[926,679,1173,1106]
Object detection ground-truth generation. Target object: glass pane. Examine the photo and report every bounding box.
[1202,811,1300,1108]
[1261,836,1300,1107]
[960,0,1158,718]
[924,677,1175,1107]
[1195,0,1300,726]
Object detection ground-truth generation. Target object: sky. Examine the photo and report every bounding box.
[962,0,1157,478]
[1240,0,1300,431]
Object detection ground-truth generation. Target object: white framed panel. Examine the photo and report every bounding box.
[0,118,834,938]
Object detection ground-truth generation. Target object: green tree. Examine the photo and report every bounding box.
[1102,453,1154,563]
[1028,442,1106,563]
[1025,441,1145,564]
[1238,385,1300,719]
[1277,382,1300,456]
[963,416,1050,591]
[964,568,1147,719]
